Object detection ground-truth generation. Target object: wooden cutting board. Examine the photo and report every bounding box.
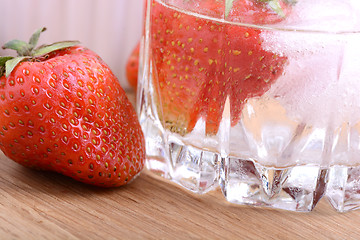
[0,90,359,239]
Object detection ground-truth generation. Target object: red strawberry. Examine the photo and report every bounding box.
[0,28,145,187]
[151,0,289,135]
[126,42,140,90]
[151,1,226,134]
[126,0,148,90]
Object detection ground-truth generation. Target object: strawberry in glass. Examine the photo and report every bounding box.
[138,0,360,212]
[139,0,292,193]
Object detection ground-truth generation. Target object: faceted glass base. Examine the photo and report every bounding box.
[146,141,220,194]
[137,0,360,213]
[220,158,327,212]
[142,132,360,212]
[326,166,360,212]
[138,88,360,212]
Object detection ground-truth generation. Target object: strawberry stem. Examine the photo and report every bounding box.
[0,56,13,77]
[28,27,47,50]
[262,0,285,18]
[32,41,80,57]
[225,0,235,18]
[2,40,32,56]
[4,57,29,78]
[225,0,293,19]
[0,27,80,78]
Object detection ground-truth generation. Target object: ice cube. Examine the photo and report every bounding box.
[263,29,360,127]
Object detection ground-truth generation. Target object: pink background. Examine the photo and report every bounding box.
[0,0,144,90]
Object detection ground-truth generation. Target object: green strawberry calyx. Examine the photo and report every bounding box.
[225,0,295,18]
[0,27,80,78]
[225,0,235,18]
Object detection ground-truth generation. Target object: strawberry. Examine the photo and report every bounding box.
[126,42,140,90]
[0,28,145,187]
[151,0,290,135]
[126,0,147,90]
[151,1,226,134]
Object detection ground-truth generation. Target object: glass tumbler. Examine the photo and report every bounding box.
[137,0,360,212]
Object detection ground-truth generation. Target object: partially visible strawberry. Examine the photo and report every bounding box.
[151,0,289,135]
[151,2,225,134]
[225,25,287,126]
[126,42,140,89]
[126,0,148,90]
[0,28,145,187]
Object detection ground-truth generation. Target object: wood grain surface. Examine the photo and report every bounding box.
[0,91,360,240]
